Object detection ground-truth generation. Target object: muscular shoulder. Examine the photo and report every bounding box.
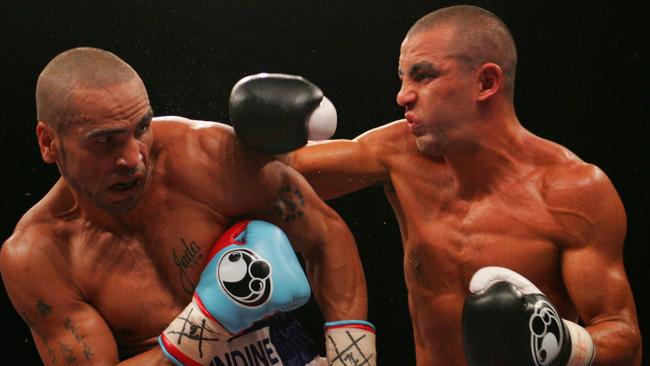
[152,116,236,156]
[354,119,413,158]
[1,221,73,314]
[2,224,59,272]
[540,159,626,250]
[150,116,277,211]
[151,116,239,182]
[2,184,75,269]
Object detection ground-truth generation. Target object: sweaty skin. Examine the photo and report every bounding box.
[285,24,641,366]
[0,76,366,365]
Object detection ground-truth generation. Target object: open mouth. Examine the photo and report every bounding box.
[110,179,139,192]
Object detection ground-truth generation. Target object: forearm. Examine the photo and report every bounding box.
[304,216,368,321]
[286,142,387,200]
[588,320,642,366]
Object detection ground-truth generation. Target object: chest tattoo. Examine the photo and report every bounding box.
[173,238,204,295]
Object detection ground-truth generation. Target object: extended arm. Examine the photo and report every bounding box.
[286,135,390,200]
[229,72,393,201]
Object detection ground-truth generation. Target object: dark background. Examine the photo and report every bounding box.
[1,1,648,364]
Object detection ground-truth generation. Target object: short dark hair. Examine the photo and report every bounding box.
[407,5,517,95]
[35,47,141,132]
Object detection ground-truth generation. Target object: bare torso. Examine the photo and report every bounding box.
[378,122,580,364]
[3,115,370,365]
[58,186,228,357]
[20,122,240,358]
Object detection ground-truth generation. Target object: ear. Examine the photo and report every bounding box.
[36,122,59,163]
[476,63,502,101]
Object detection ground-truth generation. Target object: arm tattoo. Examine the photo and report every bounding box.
[63,318,93,361]
[82,343,94,361]
[23,310,57,363]
[39,334,57,364]
[271,185,305,223]
[63,318,84,342]
[58,342,77,364]
[36,299,53,318]
[173,238,203,295]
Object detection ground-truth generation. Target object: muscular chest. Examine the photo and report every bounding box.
[70,199,229,347]
[388,165,565,291]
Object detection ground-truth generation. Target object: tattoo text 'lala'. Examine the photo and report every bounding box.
[173,239,203,295]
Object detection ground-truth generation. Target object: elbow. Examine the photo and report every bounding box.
[627,328,643,366]
[592,321,643,366]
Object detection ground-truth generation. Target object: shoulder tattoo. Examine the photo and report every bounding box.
[271,185,305,223]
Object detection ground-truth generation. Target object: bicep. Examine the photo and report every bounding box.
[289,138,389,199]
[551,165,641,362]
[28,301,119,366]
[562,244,636,325]
[555,168,638,327]
[1,245,119,365]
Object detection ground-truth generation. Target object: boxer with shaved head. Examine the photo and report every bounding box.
[282,5,642,365]
[1,47,373,365]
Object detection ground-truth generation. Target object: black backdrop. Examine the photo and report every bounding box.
[1,1,648,364]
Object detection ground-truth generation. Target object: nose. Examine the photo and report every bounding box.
[116,138,143,170]
[396,81,416,107]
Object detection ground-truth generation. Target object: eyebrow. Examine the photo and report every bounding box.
[85,127,128,139]
[398,61,438,78]
[409,61,437,77]
[138,110,153,126]
[85,110,153,139]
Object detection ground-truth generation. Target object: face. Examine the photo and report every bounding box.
[397,26,479,155]
[50,78,153,214]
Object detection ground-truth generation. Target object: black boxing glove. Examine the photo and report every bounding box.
[229,73,337,154]
[462,266,595,366]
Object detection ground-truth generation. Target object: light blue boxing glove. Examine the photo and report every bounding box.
[159,220,311,366]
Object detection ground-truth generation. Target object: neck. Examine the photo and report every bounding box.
[444,112,528,199]
[63,180,149,234]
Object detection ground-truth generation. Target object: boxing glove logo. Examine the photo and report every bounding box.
[217,248,272,307]
[528,299,564,366]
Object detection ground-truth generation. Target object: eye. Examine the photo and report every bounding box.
[136,122,150,136]
[95,136,114,144]
[413,72,435,82]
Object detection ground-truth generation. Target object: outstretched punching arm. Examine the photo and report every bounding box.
[285,130,391,200]
[229,72,393,201]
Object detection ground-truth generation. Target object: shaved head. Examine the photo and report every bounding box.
[36,47,143,132]
[407,5,517,94]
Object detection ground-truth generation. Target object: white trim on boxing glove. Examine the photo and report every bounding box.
[469,266,543,296]
[469,266,595,366]
[564,320,596,366]
[306,96,337,140]
[325,320,376,366]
